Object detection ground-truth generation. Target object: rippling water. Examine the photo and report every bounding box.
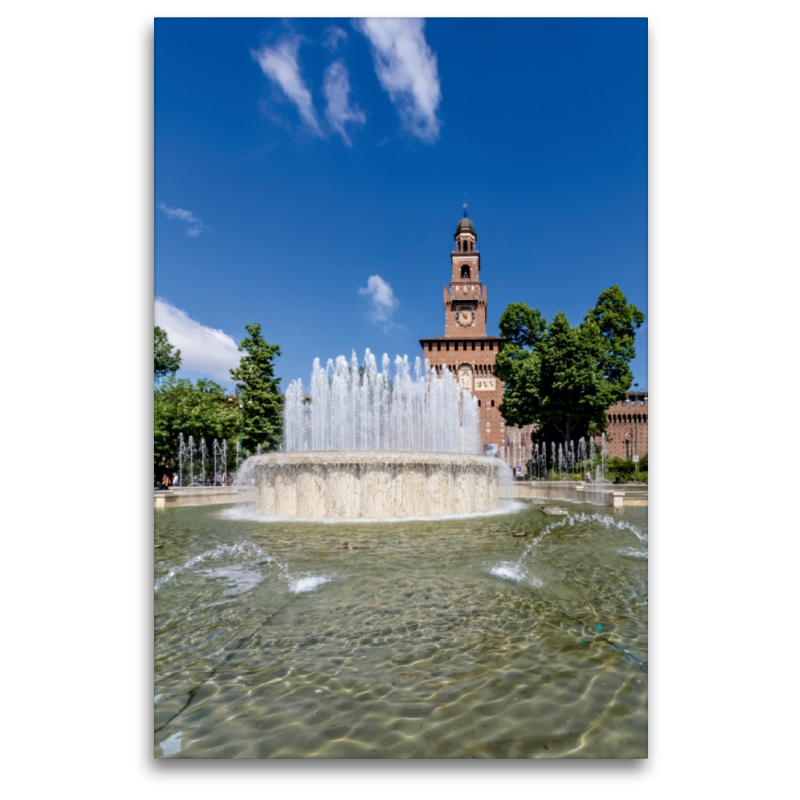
[154,501,647,758]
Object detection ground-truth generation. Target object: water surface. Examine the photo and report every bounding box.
[154,501,647,758]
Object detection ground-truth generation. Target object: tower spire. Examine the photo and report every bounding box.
[463,203,468,218]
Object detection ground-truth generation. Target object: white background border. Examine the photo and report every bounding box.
[2,1,797,796]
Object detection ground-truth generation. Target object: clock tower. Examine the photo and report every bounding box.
[444,208,487,337]
[419,208,506,455]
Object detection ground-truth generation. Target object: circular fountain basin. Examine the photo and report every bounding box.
[242,451,511,520]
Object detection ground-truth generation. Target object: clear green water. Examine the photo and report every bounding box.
[154,501,647,758]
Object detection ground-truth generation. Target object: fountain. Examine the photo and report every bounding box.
[156,351,647,759]
[238,350,511,520]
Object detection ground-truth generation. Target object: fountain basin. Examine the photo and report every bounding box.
[242,451,511,520]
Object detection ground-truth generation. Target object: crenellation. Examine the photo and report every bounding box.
[421,211,647,466]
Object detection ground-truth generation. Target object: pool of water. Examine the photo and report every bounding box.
[154,501,647,758]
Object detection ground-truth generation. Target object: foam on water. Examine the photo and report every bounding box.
[155,540,335,597]
[154,542,270,591]
[198,564,265,596]
[618,547,648,559]
[490,563,525,581]
[490,511,648,584]
[289,575,332,593]
[489,563,543,586]
[218,499,526,525]
[159,731,182,756]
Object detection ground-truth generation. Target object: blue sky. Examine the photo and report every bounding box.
[155,17,647,393]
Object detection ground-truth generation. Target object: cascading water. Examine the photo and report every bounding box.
[177,433,186,487]
[490,511,647,584]
[240,349,509,520]
[188,436,195,487]
[213,439,227,481]
[199,439,208,485]
[282,350,480,454]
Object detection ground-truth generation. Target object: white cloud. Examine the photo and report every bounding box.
[323,60,366,146]
[354,18,441,143]
[156,201,204,236]
[324,26,347,51]
[252,35,321,135]
[154,298,241,382]
[358,275,399,325]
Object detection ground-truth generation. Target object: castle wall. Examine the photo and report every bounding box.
[602,393,649,460]
[420,337,506,455]
[420,215,648,467]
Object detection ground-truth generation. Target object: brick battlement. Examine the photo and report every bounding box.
[420,213,648,463]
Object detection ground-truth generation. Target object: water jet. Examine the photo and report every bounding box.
[239,350,512,521]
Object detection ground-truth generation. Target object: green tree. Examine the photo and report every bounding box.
[154,377,241,469]
[495,286,644,444]
[585,285,645,391]
[230,324,283,453]
[154,325,181,385]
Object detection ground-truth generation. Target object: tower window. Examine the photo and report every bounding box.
[491,400,495,407]
[461,265,470,279]
[478,400,481,407]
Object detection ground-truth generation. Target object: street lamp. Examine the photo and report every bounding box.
[633,382,639,482]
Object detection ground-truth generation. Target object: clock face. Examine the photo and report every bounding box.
[456,307,475,327]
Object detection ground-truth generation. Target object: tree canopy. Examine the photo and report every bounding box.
[154,377,241,468]
[230,323,283,453]
[154,325,181,385]
[494,285,644,443]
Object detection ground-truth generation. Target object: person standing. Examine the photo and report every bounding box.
[172,472,179,487]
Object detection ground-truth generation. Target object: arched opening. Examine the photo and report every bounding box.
[461,264,470,279]
[491,400,495,407]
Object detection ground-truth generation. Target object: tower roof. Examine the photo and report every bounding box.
[456,205,475,234]
[456,217,475,233]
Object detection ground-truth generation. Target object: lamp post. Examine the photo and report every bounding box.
[633,382,639,482]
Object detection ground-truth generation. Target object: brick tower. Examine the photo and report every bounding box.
[419,209,506,455]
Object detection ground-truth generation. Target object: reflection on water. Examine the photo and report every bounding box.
[155,502,647,758]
